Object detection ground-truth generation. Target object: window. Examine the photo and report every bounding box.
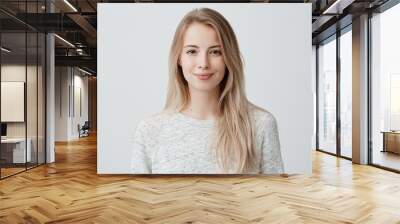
[318,36,337,154]
[340,28,352,158]
[371,3,400,171]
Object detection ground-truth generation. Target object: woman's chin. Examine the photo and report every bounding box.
[189,83,219,93]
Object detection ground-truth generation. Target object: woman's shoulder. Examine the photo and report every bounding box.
[248,104,277,125]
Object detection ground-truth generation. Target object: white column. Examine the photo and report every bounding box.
[352,14,369,164]
[46,33,55,163]
[46,0,56,163]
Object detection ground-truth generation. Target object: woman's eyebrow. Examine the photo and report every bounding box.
[183,45,199,48]
[183,45,221,49]
[208,45,221,49]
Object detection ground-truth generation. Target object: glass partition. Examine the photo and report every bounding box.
[0,31,28,177]
[0,1,46,179]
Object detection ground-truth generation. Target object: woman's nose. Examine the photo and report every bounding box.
[197,53,210,70]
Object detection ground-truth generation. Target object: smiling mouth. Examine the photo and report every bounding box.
[194,73,214,80]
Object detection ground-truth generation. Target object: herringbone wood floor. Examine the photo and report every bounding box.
[1,134,400,223]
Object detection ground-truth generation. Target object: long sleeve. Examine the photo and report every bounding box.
[131,121,152,174]
[260,115,284,174]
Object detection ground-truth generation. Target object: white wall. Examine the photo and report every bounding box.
[55,67,89,141]
[98,3,313,174]
[55,67,69,141]
[1,65,39,137]
[72,72,89,138]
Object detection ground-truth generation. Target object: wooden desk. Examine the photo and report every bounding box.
[1,138,32,163]
[382,131,400,154]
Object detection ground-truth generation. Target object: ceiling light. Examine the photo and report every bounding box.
[78,67,93,76]
[63,0,78,12]
[54,34,75,48]
[323,0,342,14]
[1,47,11,53]
[322,0,355,15]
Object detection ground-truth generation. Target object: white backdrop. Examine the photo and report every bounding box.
[98,3,313,174]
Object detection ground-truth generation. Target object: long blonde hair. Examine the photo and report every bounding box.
[164,8,258,173]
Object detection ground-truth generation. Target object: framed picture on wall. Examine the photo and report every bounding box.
[1,81,25,122]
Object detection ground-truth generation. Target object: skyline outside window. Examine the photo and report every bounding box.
[318,37,337,155]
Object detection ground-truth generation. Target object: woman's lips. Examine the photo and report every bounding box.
[194,73,214,80]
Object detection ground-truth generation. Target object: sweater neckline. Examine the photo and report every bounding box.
[176,112,215,127]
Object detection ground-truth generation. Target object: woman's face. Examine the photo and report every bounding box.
[179,22,226,93]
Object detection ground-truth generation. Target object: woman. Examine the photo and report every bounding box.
[131,8,284,174]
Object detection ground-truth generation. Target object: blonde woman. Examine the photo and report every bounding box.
[131,8,284,174]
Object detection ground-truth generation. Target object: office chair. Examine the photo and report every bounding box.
[79,121,90,138]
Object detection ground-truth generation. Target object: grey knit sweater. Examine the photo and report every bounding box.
[131,109,284,174]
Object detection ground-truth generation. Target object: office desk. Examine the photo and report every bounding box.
[382,131,400,154]
[1,138,31,163]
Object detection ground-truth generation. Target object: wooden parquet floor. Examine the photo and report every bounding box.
[1,134,400,223]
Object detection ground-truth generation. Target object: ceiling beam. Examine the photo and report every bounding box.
[55,55,96,69]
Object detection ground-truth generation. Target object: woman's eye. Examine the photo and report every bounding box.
[210,50,222,56]
[186,49,197,55]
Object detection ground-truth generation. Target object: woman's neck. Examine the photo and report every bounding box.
[181,88,220,120]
